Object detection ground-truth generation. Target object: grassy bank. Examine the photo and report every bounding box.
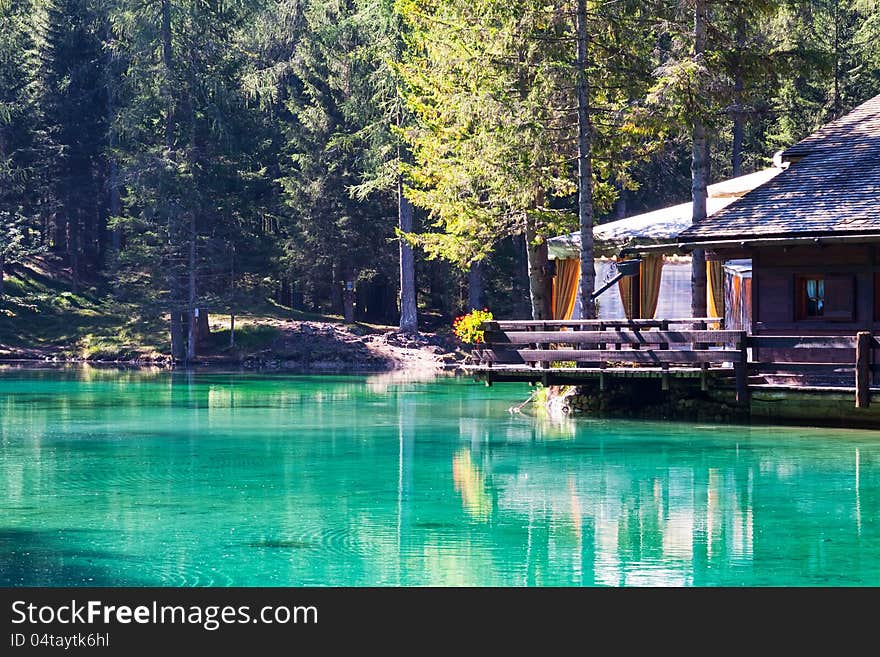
[0,257,456,368]
[0,258,322,362]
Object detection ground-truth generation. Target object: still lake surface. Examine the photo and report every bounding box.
[1,367,878,586]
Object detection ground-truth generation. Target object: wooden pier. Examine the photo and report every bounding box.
[467,318,877,410]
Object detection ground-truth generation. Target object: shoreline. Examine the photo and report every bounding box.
[0,356,463,374]
[0,320,467,374]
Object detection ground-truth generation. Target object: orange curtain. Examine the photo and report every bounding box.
[639,254,663,319]
[707,260,725,326]
[552,258,581,320]
[617,256,664,319]
[617,259,634,319]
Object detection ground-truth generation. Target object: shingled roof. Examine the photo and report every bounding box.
[677,92,880,243]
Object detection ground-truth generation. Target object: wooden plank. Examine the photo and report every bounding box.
[489,318,719,330]
[482,331,512,344]
[755,363,855,374]
[486,330,743,346]
[755,348,855,364]
[856,331,871,408]
[748,335,858,350]
[517,349,740,364]
[471,348,524,364]
[694,320,708,350]
[462,363,712,381]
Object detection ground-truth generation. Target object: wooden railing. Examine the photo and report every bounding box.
[476,318,749,403]
[486,318,720,330]
[749,332,876,407]
[474,319,877,407]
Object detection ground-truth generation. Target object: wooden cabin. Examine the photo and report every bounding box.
[676,92,880,341]
[469,93,880,426]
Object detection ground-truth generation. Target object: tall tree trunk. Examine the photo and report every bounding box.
[330,264,342,315]
[105,19,122,253]
[732,74,744,177]
[832,0,841,118]
[0,251,5,300]
[161,0,184,361]
[731,17,745,178]
[343,270,355,324]
[344,291,355,324]
[691,0,708,318]
[398,177,418,333]
[69,211,80,294]
[576,0,596,319]
[186,211,197,361]
[516,234,530,318]
[229,244,235,347]
[524,214,551,320]
[161,0,174,138]
[185,81,199,362]
[54,214,68,254]
[467,261,483,311]
[195,307,210,347]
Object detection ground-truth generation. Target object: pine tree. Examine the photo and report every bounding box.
[399,0,582,319]
[37,0,110,292]
[0,0,43,299]
[112,0,275,358]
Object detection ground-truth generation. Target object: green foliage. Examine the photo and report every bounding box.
[248,0,401,318]
[397,0,580,267]
[2,0,880,348]
[452,308,492,344]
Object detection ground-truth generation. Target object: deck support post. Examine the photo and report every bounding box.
[661,364,670,391]
[735,336,749,406]
[856,331,872,408]
[700,362,709,392]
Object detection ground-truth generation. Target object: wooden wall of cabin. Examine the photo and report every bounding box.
[748,244,878,364]
[750,245,878,333]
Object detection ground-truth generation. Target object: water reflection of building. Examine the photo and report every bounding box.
[473,443,757,586]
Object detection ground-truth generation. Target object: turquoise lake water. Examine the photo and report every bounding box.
[1,367,878,586]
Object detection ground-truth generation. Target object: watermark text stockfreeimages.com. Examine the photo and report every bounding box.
[10,599,317,632]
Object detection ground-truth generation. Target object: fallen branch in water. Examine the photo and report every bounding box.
[508,389,538,414]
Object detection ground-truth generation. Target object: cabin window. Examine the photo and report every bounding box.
[803,278,824,317]
[795,275,855,321]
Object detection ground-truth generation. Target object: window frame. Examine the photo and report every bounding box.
[794,274,855,322]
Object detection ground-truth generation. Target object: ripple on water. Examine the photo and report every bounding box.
[246,526,361,558]
[248,539,315,549]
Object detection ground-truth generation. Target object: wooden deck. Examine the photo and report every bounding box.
[467,318,877,408]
